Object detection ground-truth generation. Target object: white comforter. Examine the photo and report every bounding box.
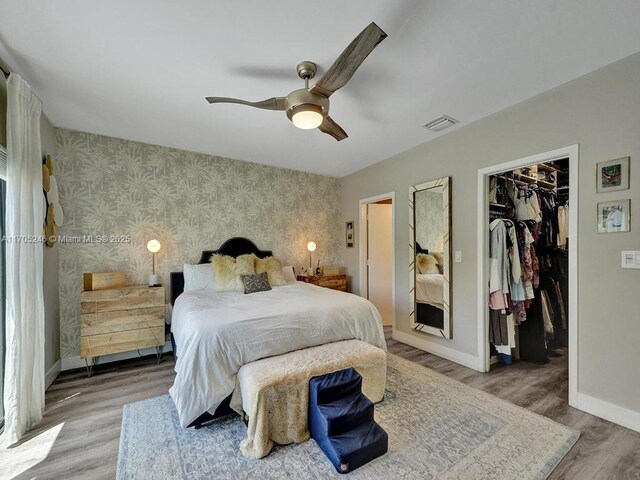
[416,273,444,309]
[169,282,386,427]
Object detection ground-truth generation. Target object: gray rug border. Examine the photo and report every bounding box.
[117,352,581,479]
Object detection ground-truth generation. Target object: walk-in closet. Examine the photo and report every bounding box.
[487,158,570,366]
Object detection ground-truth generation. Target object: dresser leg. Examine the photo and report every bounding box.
[155,346,162,364]
[84,357,97,377]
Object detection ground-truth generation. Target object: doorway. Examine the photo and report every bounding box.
[359,193,395,328]
[477,145,578,407]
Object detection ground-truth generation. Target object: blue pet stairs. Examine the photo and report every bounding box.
[309,367,388,474]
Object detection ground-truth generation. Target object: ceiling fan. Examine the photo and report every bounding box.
[205,22,387,141]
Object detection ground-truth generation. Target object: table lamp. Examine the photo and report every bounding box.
[147,239,161,286]
[307,241,316,270]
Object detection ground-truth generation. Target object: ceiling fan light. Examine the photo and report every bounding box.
[291,104,324,129]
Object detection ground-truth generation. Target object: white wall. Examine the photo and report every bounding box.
[341,52,640,418]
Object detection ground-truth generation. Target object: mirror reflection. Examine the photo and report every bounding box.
[410,177,451,338]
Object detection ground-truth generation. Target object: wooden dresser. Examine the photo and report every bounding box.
[304,274,348,292]
[80,285,165,362]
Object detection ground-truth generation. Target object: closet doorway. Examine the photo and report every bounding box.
[359,193,395,328]
[477,145,578,407]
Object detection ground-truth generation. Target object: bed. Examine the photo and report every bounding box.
[415,271,445,330]
[168,238,387,429]
[415,272,444,309]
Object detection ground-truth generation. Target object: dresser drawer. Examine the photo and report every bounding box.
[81,326,164,358]
[317,278,346,289]
[305,274,348,292]
[79,285,165,359]
[81,286,164,313]
[81,306,164,336]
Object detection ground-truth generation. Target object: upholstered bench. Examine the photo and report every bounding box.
[229,339,387,459]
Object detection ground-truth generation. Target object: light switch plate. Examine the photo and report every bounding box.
[455,251,462,263]
[621,251,640,269]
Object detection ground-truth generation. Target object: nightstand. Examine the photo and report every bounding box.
[304,274,348,292]
[80,285,165,375]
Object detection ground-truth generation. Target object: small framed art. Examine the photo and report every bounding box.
[597,199,630,233]
[346,221,354,248]
[596,157,630,193]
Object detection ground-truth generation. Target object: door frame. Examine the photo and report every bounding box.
[476,145,579,407]
[359,192,396,330]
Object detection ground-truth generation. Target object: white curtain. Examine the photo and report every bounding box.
[2,73,45,446]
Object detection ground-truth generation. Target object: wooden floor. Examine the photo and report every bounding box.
[2,329,639,479]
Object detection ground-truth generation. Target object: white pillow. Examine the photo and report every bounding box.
[183,263,216,292]
[282,265,296,284]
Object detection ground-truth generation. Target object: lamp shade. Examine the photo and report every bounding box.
[147,239,161,253]
[307,241,316,252]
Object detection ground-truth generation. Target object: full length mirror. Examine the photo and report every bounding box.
[409,176,452,338]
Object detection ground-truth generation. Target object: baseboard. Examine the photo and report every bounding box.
[392,330,480,371]
[576,392,640,433]
[61,341,173,371]
[45,359,61,390]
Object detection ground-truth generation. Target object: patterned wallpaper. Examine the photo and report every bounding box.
[56,129,342,358]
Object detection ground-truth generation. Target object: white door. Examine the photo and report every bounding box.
[367,203,393,326]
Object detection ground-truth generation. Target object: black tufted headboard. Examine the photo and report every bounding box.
[170,237,273,305]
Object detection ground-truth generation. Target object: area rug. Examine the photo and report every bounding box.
[117,354,579,480]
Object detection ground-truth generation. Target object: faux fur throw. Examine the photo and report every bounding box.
[416,253,440,274]
[211,254,256,292]
[255,256,287,286]
[230,340,387,459]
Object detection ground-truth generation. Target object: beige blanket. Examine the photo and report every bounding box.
[229,340,387,459]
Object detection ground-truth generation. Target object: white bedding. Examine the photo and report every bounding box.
[416,273,444,309]
[169,281,386,427]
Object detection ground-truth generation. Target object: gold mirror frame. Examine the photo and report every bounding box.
[409,176,452,338]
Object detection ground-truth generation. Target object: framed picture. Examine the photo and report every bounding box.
[345,221,354,248]
[596,157,630,193]
[597,199,630,233]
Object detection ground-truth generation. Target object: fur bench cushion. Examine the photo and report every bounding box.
[230,340,387,459]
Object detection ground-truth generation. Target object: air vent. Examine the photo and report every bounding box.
[422,115,458,132]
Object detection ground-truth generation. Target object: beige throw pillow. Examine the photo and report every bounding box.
[416,253,440,275]
[255,256,287,286]
[211,254,256,291]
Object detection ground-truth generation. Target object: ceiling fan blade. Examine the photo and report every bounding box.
[318,116,348,141]
[310,22,387,98]
[205,96,286,111]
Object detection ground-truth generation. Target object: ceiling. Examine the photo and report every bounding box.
[1,1,639,177]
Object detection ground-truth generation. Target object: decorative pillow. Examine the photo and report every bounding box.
[430,252,444,274]
[255,256,287,286]
[241,272,272,294]
[416,253,440,275]
[211,254,256,292]
[183,263,217,292]
[281,265,297,284]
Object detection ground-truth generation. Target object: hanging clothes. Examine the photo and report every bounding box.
[488,219,512,310]
[557,205,569,247]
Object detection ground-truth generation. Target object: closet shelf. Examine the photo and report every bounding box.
[516,174,538,183]
[537,164,556,173]
[557,186,569,191]
[537,180,556,190]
